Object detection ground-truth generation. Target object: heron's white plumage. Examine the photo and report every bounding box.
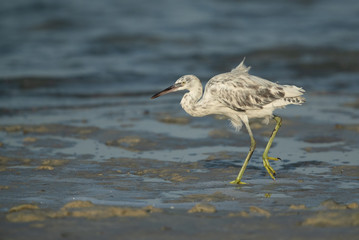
[174,59,305,130]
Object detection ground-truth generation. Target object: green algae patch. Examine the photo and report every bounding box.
[168,191,234,203]
[6,201,162,223]
[320,200,359,210]
[9,204,39,213]
[249,206,271,218]
[188,203,216,213]
[335,124,359,132]
[303,211,359,227]
[0,124,99,138]
[106,136,156,152]
[331,165,359,177]
[157,114,191,125]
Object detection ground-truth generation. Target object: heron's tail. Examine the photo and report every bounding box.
[270,85,305,108]
[282,85,305,105]
[284,96,306,105]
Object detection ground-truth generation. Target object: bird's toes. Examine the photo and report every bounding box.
[230,180,247,185]
[267,156,281,161]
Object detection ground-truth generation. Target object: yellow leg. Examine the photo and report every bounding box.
[262,116,282,180]
[231,119,256,185]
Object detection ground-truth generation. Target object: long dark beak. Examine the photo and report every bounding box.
[151,85,179,99]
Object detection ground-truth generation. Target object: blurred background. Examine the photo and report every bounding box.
[1,0,358,98]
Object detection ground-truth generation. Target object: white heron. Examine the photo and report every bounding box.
[151,59,305,184]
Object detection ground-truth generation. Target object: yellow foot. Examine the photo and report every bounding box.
[262,156,277,180]
[230,180,247,185]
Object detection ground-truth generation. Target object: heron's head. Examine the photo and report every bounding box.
[151,75,199,99]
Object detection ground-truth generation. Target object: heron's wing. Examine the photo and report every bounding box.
[204,73,285,111]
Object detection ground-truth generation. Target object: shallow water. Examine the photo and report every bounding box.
[1,0,359,239]
[1,90,359,238]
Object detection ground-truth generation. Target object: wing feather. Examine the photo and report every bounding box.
[204,67,285,112]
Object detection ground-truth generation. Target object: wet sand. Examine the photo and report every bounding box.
[1,91,359,239]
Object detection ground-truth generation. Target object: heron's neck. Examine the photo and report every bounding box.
[180,84,207,117]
